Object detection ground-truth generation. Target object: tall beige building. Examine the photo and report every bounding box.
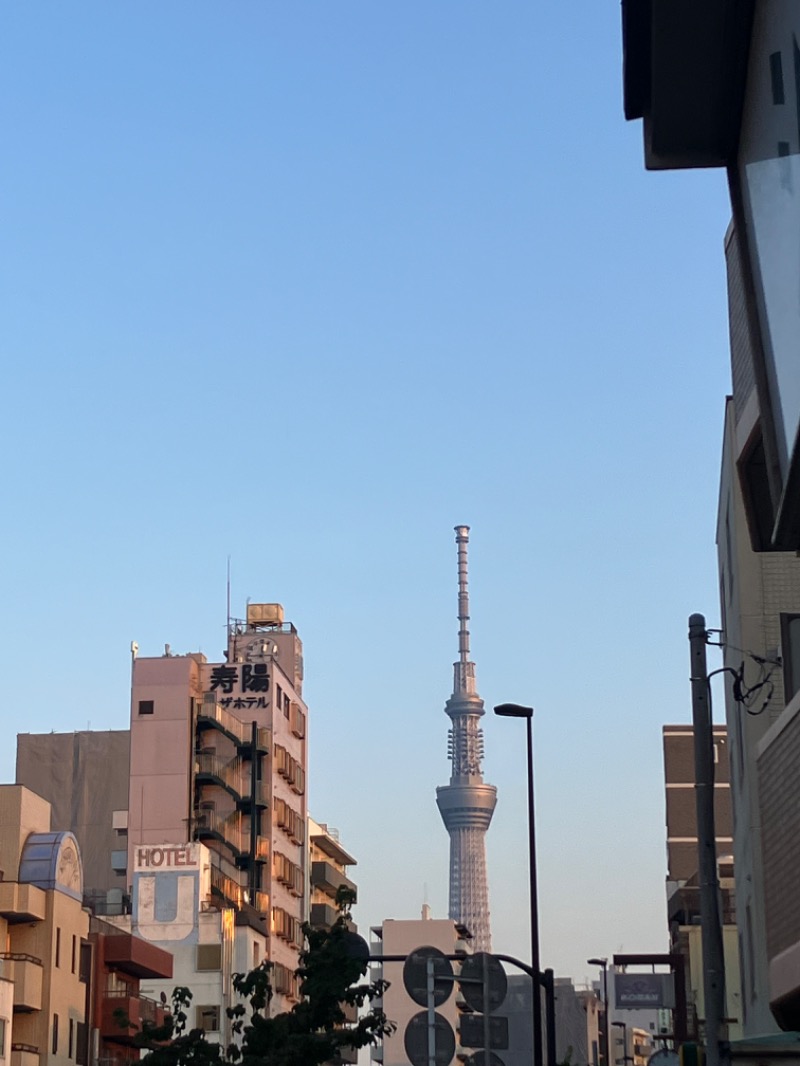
[126,602,308,1009]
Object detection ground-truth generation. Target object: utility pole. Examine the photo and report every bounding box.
[688,613,726,1066]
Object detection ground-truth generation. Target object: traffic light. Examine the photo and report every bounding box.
[679,1042,705,1066]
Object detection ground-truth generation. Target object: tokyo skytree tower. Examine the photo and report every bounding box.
[436,525,497,951]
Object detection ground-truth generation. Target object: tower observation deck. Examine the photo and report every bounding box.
[436,525,497,951]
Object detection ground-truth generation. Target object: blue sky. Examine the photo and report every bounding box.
[2,3,732,981]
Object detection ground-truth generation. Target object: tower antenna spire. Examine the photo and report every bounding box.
[456,525,471,664]
[436,524,497,951]
[453,525,476,697]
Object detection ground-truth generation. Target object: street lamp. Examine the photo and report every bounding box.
[494,703,542,1066]
[588,957,609,1066]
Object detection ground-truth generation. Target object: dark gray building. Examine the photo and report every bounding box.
[16,729,130,901]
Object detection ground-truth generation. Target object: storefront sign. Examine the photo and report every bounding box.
[615,973,674,1009]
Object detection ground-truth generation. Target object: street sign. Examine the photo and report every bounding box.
[404,1011,456,1066]
[649,1051,679,1066]
[466,1053,505,1066]
[459,1014,509,1050]
[340,931,370,967]
[458,953,508,1013]
[403,946,455,1007]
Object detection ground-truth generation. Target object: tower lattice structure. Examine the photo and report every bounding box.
[436,525,497,951]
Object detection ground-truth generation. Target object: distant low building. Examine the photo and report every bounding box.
[369,915,471,1066]
[663,724,742,1040]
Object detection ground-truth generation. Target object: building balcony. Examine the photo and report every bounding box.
[0,954,43,1012]
[100,992,167,1043]
[309,902,338,929]
[238,726,270,759]
[0,883,46,923]
[237,780,269,813]
[102,934,173,980]
[310,862,357,899]
[11,1044,40,1066]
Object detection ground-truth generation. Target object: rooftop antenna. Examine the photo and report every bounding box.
[226,555,231,632]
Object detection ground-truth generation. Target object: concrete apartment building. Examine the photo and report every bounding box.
[663,725,741,1039]
[87,915,173,1066]
[623,2,800,1036]
[0,785,90,1066]
[717,379,800,1034]
[308,819,357,929]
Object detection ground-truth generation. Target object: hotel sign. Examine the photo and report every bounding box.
[206,663,270,710]
[135,844,201,871]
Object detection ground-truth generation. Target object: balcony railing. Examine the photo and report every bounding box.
[309,902,338,929]
[208,865,245,911]
[195,753,244,798]
[195,809,245,855]
[11,1047,40,1066]
[0,953,44,1012]
[100,991,167,1042]
[197,700,249,745]
[310,862,357,899]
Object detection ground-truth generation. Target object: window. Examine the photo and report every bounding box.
[52,1015,59,1055]
[782,614,800,704]
[196,944,222,971]
[0,1018,6,1057]
[69,1018,74,1059]
[196,1006,220,1032]
[72,935,77,974]
[55,928,61,968]
[138,700,154,715]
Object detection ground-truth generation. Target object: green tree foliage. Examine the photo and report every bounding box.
[128,887,394,1066]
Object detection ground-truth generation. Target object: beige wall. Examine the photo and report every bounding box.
[371,918,468,1066]
[129,655,204,862]
[0,788,51,881]
[0,786,90,1066]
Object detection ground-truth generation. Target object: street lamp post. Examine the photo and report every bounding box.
[588,958,609,1066]
[494,703,542,1066]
